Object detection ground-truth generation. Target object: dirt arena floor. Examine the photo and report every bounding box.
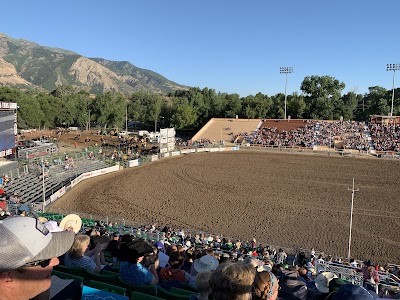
[49,151,400,263]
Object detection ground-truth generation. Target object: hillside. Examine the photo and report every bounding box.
[0,32,188,95]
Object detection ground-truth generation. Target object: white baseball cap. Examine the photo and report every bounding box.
[0,217,74,271]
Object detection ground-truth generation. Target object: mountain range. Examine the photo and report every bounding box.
[0,32,188,95]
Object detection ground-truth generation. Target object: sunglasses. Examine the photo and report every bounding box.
[24,259,52,268]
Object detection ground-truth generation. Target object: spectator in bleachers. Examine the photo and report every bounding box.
[0,207,11,220]
[310,272,338,300]
[209,261,255,300]
[118,239,159,285]
[278,269,308,300]
[349,258,358,268]
[331,283,376,299]
[190,271,211,300]
[64,234,104,273]
[155,240,169,268]
[141,246,160,271]
[114,234,134,268]
[192,254,220,277]
[0,216,74,300]
[276,248,287,264]
[8,192,20,204]
[159,251,194,285]
[252,270,280,300]
[105,232,120,262]
[182,248,195,273]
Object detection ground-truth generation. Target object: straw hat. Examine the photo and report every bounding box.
[194,255,219,273]
[60,214,82,234]
[314,272,338,294]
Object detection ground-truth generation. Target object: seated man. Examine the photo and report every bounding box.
[0,216,75,300]
[119,239,159,285]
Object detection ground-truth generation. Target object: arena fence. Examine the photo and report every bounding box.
[316,261,364,285]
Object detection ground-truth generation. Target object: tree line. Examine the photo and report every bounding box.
[0,75,398,131]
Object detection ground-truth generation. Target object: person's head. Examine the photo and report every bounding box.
[168,251,185,269]
[252,270,280,300]
[120,234,133,244]
[112,232,120,240]
[244,257,260,269]
[119,239,154,264]
[206,249,214,256]
[68,234,90,259]
[314,272,338,294]
[0,217,74,300]
[209,262,255,300]
[167,244,177,255]
[195,271,211,295]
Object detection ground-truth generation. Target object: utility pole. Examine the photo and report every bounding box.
[347,178,359,259]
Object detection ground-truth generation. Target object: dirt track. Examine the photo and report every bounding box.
[50,151,400,263]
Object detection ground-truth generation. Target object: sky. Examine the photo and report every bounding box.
[0,0,399,97]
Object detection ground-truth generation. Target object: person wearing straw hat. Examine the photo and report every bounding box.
[311,272,338,300]
[193,254,219,276]
[59,214,82,233]
[0,216,75,300]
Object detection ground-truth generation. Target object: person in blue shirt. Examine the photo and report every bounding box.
[119,239,159,286]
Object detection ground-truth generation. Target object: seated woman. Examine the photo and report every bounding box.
[252,270,280,300]
[64,234,103,273]
[159,251,193,284]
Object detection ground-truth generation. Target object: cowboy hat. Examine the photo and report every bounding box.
[59,214,82,233]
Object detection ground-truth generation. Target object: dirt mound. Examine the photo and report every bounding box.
[49,151,400,263]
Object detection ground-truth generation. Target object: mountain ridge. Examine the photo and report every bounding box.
[0,32,188,94]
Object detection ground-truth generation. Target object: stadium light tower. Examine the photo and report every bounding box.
[280,67,294,120]
[387,63,400,117]
[347,178,359,259]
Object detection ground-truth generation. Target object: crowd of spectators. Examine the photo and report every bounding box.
[1,212,400,300]
[236,120,400,155]
[238,121,374,152]
[369,124,400,152]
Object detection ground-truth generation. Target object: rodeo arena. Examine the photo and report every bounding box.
[2,100,400,300]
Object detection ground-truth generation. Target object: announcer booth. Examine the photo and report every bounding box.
[0,102,17,158]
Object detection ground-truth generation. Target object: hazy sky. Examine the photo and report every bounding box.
[1,0,399,97]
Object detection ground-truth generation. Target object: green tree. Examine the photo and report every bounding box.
[143,93,163,131]
[242,93,271,118]
[18,96,44,129]
[223,93,242,118]
[36,93,62,128]
[92,91,126,131]
[287,93,306,119]
[170,98,197,129]
[301,75,345,119]
[341,91,359,120]
[268,94,285,118]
